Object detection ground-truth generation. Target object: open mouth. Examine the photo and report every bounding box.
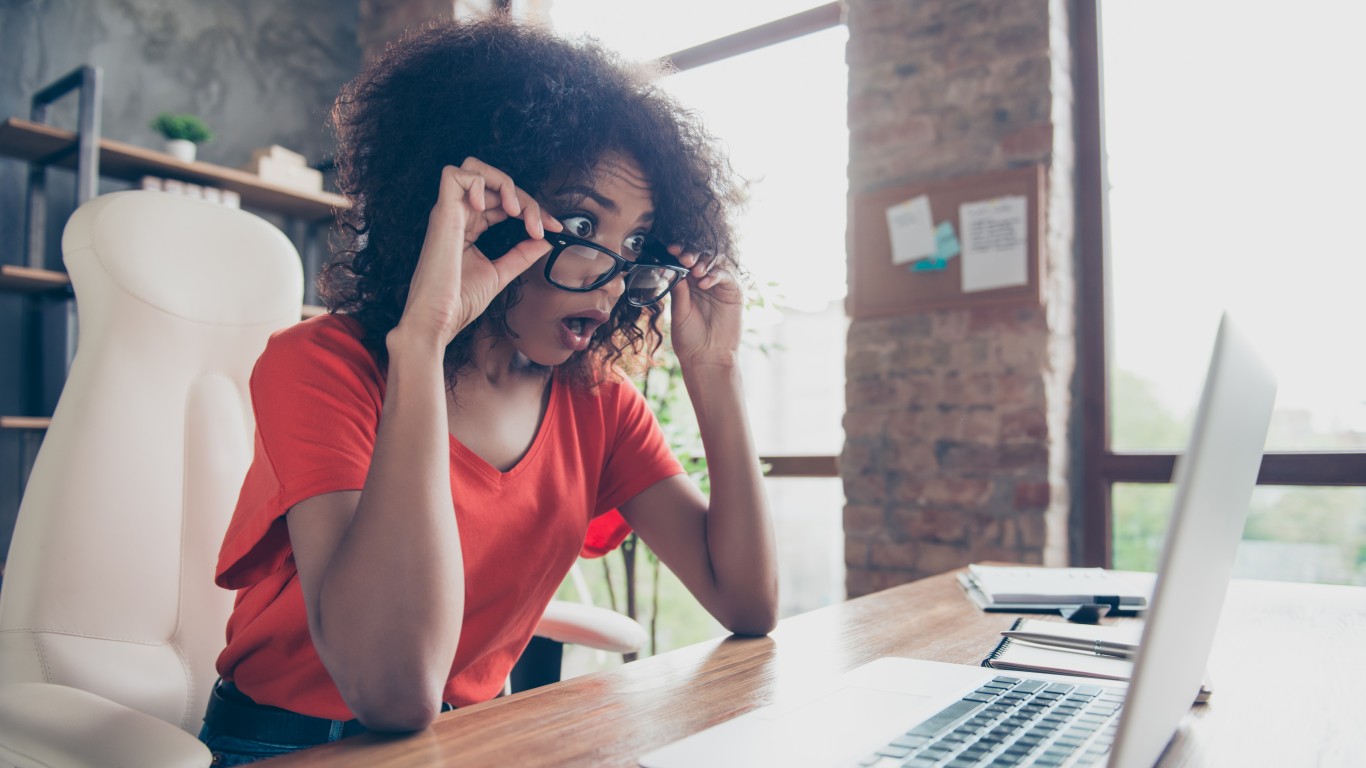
[561,309,609,337]
[558,311,608,352]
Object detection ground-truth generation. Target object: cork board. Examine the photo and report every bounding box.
[848,165,1046,318]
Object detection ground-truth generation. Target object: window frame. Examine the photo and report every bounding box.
[1072,0,1366,566]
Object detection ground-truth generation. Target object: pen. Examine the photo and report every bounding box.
[1001,631,1137,659]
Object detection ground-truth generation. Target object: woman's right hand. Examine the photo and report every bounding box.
[391,157,562,352]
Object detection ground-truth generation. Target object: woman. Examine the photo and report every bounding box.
[200,15,777,765]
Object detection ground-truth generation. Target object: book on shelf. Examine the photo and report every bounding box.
[958,564,1149,613]
[140,175,240,208]
[982,618,1211,703]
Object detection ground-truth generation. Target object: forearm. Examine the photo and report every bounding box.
[311,333,464,728]
[684,363,779,635]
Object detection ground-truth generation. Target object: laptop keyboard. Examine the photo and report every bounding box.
[856,676,1124,767]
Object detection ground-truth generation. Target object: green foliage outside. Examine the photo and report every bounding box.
[1111,484,1176,573]
[1110,369,1191,453]
[1110,368,1366,585]
[149,112,214,143]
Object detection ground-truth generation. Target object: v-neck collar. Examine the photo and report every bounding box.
[448,369,559,482]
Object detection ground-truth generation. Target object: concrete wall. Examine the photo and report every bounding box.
[842,0,1078,596]
[0,0,361,564]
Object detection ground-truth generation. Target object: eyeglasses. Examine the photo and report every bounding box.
[541,230,688,307]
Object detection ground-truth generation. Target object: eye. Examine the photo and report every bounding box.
[623,233,647,256]
[561,216,595,239]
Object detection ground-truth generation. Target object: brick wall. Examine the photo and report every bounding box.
[843,0,1077,597]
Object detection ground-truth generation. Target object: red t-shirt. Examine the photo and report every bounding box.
[214,314,681,718]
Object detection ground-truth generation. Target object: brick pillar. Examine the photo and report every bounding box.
[843,0,1077,597]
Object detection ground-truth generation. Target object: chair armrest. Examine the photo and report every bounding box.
[535,600,648,654]
[0,683,210,768]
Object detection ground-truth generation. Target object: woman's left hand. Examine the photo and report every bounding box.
[667,246,744,370]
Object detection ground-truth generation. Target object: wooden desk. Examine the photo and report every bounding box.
[264,571,1366,767]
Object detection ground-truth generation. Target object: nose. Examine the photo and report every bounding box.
[598,269,627,301]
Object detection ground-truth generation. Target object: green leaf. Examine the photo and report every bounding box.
[150,112,214,143]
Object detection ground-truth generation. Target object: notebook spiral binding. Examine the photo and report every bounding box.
[981,617,1027,668]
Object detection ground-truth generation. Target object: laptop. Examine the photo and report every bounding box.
[640,313,1277,768]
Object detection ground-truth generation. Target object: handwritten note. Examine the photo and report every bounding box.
[885,195,936,265]
[959,196,1028,293]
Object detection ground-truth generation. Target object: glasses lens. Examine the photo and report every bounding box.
[625,267,681,306]
[549,243,616,289]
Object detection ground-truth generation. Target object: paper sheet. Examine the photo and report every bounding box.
[959,195,1028,292]
[885,194,936,265]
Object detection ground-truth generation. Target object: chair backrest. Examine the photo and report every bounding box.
[0,191,302,733]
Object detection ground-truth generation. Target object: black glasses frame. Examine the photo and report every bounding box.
[541,231,688,307]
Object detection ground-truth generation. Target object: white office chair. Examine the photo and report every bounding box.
[0,190,642,768]
[0,190,303,767]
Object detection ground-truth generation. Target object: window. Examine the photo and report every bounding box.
[662,24,849,618]
[1076,1,1366,579]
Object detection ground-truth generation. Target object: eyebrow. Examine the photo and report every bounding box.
[553,184,655,225]
[555,184,614,211]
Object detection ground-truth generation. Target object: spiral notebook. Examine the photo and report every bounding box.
[984,618,1211,702]
[983,618,1140,680]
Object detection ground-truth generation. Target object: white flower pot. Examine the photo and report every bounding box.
[164,138,197,163]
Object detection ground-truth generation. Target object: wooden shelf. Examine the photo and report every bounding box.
[0,264,71,293]
[0,416,50,430]
[0,118,349,221]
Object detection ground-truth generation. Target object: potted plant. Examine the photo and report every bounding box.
[150,112,213,163]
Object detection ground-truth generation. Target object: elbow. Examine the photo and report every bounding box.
[354,697,442,733]
[344,679,445,733]
[323,646,450,733]
[720,594,779,637]
[725,612,778,637]
[309,615,459,733]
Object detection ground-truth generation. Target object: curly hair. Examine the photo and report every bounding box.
[320,15,744,390]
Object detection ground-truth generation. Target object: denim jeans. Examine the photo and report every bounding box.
[198,681,368,766]
[196,730,317,767]
[198,680,455,765]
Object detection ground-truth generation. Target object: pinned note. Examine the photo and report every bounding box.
[885,195,936,265]
[959,195,1028,293]
[908,221,962,272]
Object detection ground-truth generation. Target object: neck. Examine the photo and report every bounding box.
[466,333,549,387]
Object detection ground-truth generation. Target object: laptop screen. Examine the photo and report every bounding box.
[1110,314,1277,768]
